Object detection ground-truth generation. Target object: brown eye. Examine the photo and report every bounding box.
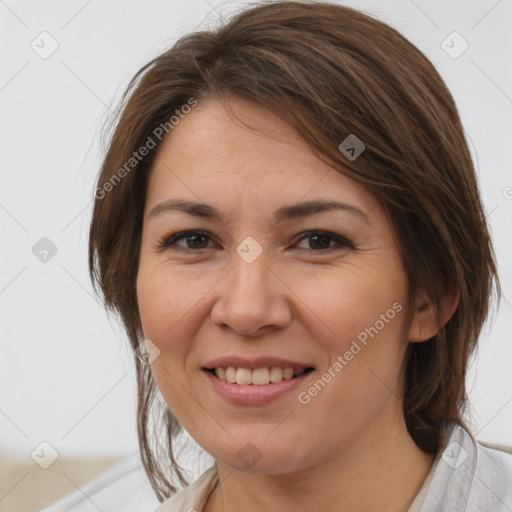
[294,230,353,251]
[155,229,353,253]
[158,230,215,251]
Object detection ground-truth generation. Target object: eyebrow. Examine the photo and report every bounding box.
[147,198,370,224]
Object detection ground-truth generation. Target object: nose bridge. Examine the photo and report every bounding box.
[229,230,271,288]
[211,239,290,335]
[228,241,272,308]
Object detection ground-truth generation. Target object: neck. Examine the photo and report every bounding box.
[205,414,436,512]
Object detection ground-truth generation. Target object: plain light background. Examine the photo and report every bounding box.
[1,0,511,464]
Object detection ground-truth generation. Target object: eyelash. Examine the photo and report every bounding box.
[155,229,354,253]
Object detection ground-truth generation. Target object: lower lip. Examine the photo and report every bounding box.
[202,369,314,405]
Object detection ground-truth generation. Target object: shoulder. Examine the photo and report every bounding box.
[154,465,219,512]
[471,438,512,508]
[421,423,512,512]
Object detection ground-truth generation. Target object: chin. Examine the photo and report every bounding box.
[208,437,311,475]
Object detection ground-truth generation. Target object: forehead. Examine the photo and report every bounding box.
[145,97,379,225]
[151,98,320,181]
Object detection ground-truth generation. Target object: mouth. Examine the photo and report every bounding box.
[202,366,315,385]
[202,364,316,405]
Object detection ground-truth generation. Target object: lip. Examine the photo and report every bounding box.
[202,356,314,370]
[202,367,314,405]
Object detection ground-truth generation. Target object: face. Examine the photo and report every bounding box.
[136,97,415,474]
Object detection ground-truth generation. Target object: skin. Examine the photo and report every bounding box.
[136,96,456,511]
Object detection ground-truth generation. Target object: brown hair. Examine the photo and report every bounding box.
[88,0,500,501]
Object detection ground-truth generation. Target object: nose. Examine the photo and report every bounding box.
[210,249,291,337]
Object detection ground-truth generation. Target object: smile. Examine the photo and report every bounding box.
[207,366,314,385]
[202,366,315,405]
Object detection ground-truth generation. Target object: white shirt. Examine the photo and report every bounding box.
[154,423,512,511]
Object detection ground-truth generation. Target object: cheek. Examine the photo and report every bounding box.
[291,262,407,345]
[136,263,204,342]
[291,262,409,409]
[136,266,202,415]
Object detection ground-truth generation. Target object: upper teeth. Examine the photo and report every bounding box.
[214,367,307,385]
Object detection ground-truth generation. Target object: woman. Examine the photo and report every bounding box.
[88,1,512,510]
